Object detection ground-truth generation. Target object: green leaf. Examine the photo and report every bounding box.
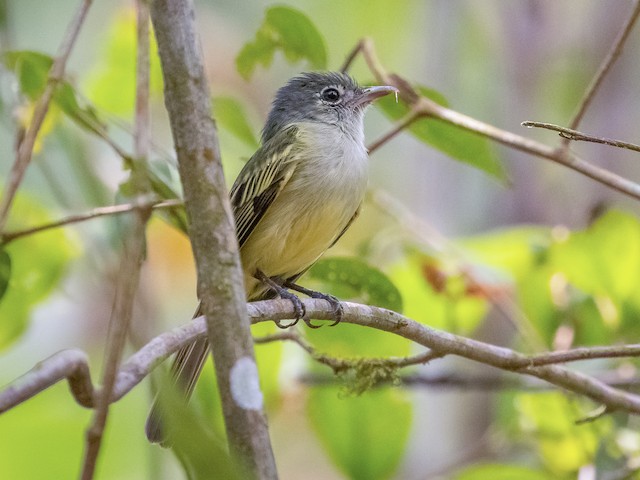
[2,50,109,141]
[0,249,10,300]
[236,6,327,80]
[304,257,409,359]
[307,257,402,312]
[388,251,488,334]
[147,159,188,234]
[514,392,612,475]
[551,210,640,302]
[461,226,551,280]
[155,369,240,480]
[213,96,259,149]
[53,82,108,137]
[453,464,553,480]
[376,85,506,181]
[308,387,411,480]
[2,50,52,99]
[83,8,164,115]
[0,195,76,348]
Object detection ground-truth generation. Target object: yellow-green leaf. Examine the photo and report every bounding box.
[236,6,327,80]
[213,96,259,149]
[377,85,506,181]
[308,387,411,480]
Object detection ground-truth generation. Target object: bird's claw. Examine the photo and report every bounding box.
[307,291,343,326]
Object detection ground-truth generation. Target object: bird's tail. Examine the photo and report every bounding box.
[145,303,209,445]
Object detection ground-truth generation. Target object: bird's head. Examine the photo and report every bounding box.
[262,72,397,143]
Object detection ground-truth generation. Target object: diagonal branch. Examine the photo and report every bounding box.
[566,0,640,134]
[357,38,640,201]
[0,0,93,231]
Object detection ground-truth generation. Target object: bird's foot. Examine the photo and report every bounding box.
[284,282,343,327]
[255,270,317,329]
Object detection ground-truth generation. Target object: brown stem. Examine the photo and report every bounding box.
[80,4,152,477]
[522,121,640,153]
[566,0,640,135]
[80,209,150,480]
[5,300,640,418]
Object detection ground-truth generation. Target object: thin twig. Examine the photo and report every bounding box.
[566,0,640,135]
[367,109,422,154]
[0,350,95,412]
[0,199,182,244]
[80,4,151,477]
[254,330,441,373]
[80,210,150,480]
[0,0,93,232]
[303,372,640,393]
[339,38,365,73]
[134,0,151,161]
[522,121,640,153]
[528,344,640,367]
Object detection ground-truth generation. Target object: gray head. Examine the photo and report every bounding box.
[262,72,396,143]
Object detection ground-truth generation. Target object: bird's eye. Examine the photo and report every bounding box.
[321,87,341,103]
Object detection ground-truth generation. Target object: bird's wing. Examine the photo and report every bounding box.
[230,124,302,247]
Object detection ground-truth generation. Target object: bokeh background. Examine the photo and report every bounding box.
[1,1,640,478]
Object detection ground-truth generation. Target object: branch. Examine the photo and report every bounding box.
[255,330,442,374]
[0,199,182,245]
[303,372,640,393]
[80,4,152,475]
[0,0,93,231]
[522,121,640,153]
[149,0,276,477]
[357,38,640,201]
[4,300,640,418]
[566,0,640,133]
[249,300,640,414]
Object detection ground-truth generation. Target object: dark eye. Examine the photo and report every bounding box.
[321,87,341,103]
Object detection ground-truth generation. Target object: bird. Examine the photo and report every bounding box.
[145,71,397,444]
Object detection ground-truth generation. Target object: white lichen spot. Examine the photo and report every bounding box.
[229,356,263,410]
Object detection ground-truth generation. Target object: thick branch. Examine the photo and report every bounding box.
[249,300,640,414]
[4,300,640,419]
[149,0,276,477]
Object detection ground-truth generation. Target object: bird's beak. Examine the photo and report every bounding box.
[354,85,398,107]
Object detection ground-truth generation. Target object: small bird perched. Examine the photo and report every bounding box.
[146,71,396,444]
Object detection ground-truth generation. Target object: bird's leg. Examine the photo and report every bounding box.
[254,270,320,329]
[283,281,343,327]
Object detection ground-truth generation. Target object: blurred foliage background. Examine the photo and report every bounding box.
[1,0,640,479]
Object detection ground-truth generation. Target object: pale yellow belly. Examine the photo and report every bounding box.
[239,187,359,299]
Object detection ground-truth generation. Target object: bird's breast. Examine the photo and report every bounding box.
[241,123,369,297]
